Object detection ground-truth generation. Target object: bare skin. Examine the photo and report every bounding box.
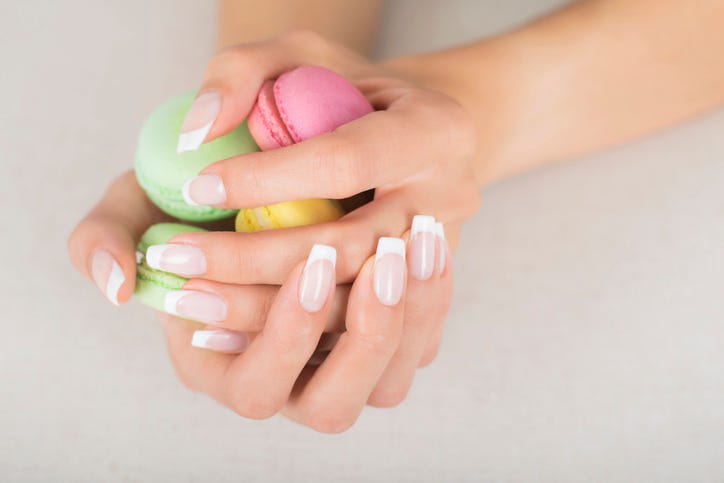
[69,0,724,432]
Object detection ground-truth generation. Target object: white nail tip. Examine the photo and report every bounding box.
[177,120,214,154]
[163,290,189,316]
[434,222,445,239]
[191,330,216,349]
[305,244,337,269]
[434,222,446,273]
[106,259,125,306]
[145,245,168,271]
[376,237,406,260]
[181,178,200,206]
[411,215,436,237]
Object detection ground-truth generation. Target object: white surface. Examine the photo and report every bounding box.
[2,1,724,481]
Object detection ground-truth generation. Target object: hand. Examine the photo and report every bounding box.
[161,227,451,433]
[68,30,479,414]
[167,30,480,286]
[67,174,450,413]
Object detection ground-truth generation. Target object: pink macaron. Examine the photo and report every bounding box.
[248,65,373,150]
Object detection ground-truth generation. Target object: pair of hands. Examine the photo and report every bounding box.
[68,31,481,432]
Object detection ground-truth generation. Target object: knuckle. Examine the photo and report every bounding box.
[306,410,357,434]
[267,327,318,356]
[353,331,399,358]
[368,385,409,408]
[335,223,375,280]
[283,29,324,45]
[281,29,330,57]
[175,371,198,393]
[168,358,200,393]
[419,344,440,368]
[208,46,245,71]
[225,388,283,420]
[313,135,366,197]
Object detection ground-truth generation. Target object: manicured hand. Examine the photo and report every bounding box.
[68,179,450,415]
[164,30,480,286]
[161,222,451,432]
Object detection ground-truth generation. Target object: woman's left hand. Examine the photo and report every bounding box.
[165,30,480,286]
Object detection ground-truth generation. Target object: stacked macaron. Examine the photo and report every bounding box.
[134,66,373,310]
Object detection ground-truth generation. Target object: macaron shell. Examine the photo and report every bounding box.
[247,80,295,150]
[273,65,373,143]
[235,198,345,233]
[134,92,260,222]
[134,223,207,311]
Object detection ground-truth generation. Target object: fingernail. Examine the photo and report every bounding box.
[408,215,437,280]
[182,174,226,206]
[298,244,337,313]
[164,290,227,324]
[373,237,406,306]
[177,91,221,154]
[91,249,125,306]
[145,244,207,277]
[191,329,248,354]
[434,221,446,274]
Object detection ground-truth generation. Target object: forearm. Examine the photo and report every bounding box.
[386,0,724,187]
[218,0,383,54]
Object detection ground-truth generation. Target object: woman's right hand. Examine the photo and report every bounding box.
[159,228,450,433]
[68,172,452,414]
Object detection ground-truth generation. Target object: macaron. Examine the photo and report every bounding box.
[235,198,345,233]
[135,222,206,311]
[133,67,374,309]
[247,65,373,150]
[238,65,373,231]
[134,92,260,222]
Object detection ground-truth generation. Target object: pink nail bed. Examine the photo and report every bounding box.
[182,174,226,206]
[409,215,437,281]
[145,244,207,277]
[373,237,407,306]
[164,290,227,324]
[192,329,248,354]
[298,244,337,313]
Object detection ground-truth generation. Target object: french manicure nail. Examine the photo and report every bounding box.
[373,237,406,306]
[192,329,248,354]
[434,221,446,274]
[145,244,207,277]
[298,244,337,313]
[177,91,221,154]
[91,249,125,306]
[409,215,437,281]
[164,290,227,324]
[182,174,226,206]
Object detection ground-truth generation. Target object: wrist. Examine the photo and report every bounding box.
[379,36,534,188]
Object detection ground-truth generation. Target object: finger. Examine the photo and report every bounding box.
[369,217,453,406]
[161,244,337,420]
[164,246,335,418]
[194,87,474,208]
[160,187,467,285]
[67,171,168,305]
[212,244,336,419]
[283,237,407,433]
[161,278,350,333]
[178,31,371,152]
[160,313,239,396]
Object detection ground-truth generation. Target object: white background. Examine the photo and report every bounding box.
[2,1,723,481]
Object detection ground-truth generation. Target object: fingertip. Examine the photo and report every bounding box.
[89,246,136,306]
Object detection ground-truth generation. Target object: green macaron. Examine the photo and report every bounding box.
[134,92,260,222]
[135,222,206,311]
